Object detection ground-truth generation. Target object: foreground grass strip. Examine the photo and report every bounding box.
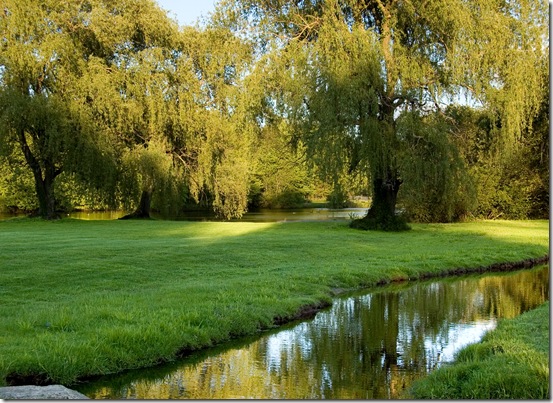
[408,301,550,399]
[0,218,548,386]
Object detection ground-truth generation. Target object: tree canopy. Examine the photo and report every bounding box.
[0,0,548,225]
[0,0,258,219]
[216,0,548,228]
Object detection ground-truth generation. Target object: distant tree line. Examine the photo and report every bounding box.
[0,0,548,226]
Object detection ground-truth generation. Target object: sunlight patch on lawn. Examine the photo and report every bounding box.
[470,220,549,246]
[154,221,277,240]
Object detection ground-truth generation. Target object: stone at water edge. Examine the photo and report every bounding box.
[0,385,89,399]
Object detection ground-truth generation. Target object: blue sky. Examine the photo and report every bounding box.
[156,0,218,26]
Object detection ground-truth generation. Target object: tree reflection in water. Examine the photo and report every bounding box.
[80,266,549,399]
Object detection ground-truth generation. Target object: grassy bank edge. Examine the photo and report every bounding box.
[0,219,548,387]
[280,254,549,317]
[406,300,550,399]
[8,256,548,389]
[373,254,549,286]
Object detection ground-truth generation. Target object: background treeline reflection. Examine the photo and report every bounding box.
[80,266,548,399]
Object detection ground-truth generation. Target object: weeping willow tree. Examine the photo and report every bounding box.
[86,10,256,219]
[168,26,256,219]
[0,0,122,219]
[217,0,548,229]
[91,11,183,219]
[0,0,257,219]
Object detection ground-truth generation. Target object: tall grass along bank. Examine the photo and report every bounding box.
[408,301,550,399]
[0,218,548,386]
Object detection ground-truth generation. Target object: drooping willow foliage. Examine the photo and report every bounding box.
[0,0,548,224]
[0,0,258,219]
[216,0,548,228]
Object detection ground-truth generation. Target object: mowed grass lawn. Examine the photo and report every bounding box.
[0,218,548,386]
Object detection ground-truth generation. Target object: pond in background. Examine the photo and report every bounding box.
[75,266,549,399]
[0,208,367,222]
[70,208,368,222]
[229,207,368,222]
[0,211,27,220]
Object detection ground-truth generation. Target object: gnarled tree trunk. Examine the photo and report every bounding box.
[351,169,409,231]
[32,167,59,220]
[18,129,61,220]
[368,176,401,216]
[120,190,152,219]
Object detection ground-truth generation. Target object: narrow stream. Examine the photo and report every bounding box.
[76,266,548,399]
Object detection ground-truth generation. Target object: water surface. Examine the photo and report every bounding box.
[65,208,367,222]
[76,266,549,399]
[1,207,368,222]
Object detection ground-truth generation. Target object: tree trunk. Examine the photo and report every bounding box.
[33,168,59,220]
[18,129,60,220]
[351,169,409,231]
[368,176,400,218]
[120,190,152,219]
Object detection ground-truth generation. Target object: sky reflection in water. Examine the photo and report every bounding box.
[78,266,549,399]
